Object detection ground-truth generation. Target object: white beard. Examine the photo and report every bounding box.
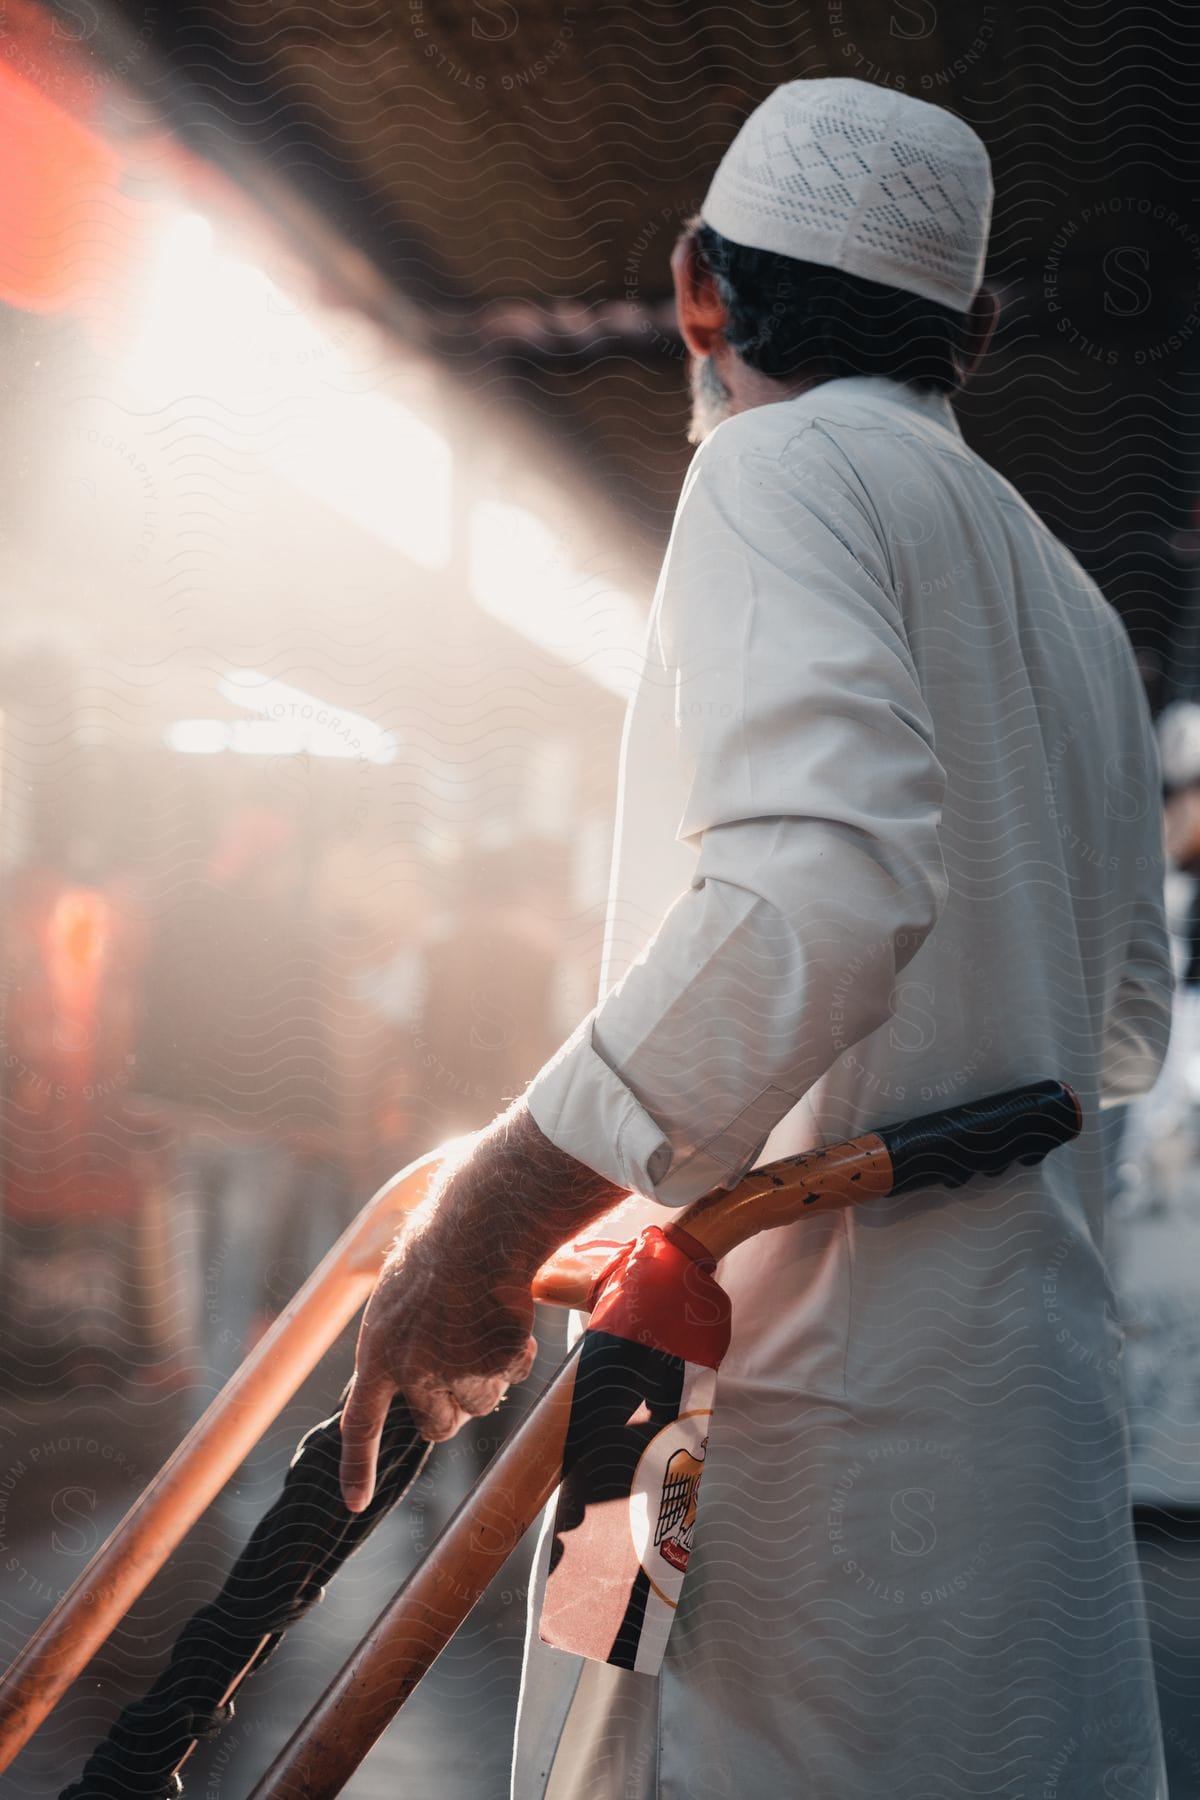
[687,354,732,446]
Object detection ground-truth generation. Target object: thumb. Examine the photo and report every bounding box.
[339,1371,394,1513]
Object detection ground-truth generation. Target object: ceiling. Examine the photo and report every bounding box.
[21,0,1200,682]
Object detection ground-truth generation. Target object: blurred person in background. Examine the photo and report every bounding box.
[1114,702,1200,1212]
[1109,703,1200,1496]
[0,824,151,1389]
[338,79,1173,1799]
[1160,701,1200,988]
[136,802,357,1407]
[1105,701,1200,1796]
[311,834,432,1190]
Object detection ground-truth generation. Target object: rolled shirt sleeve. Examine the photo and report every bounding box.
[524,420,949,1206]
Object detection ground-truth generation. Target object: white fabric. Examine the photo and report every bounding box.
[699,78,993,312]
[513,374,1172,1799]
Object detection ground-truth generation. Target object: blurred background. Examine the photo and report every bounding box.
[0,1,1197,1795]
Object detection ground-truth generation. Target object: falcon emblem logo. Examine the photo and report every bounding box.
[653,1438,707,1572]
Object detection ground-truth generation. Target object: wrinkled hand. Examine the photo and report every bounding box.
[338,1101,626,1512]
[339,1199,538,1513]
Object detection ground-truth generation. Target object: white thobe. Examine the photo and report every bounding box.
[515,374,1173,1799]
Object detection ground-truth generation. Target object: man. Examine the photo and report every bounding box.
[340,79,1173,1797]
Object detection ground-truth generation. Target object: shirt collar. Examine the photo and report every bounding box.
[811,373,963,439]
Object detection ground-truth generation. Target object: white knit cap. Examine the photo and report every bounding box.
[700,78,993,313]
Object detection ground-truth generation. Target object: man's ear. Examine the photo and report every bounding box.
[671,229,729,361]
[958,284,1000,384]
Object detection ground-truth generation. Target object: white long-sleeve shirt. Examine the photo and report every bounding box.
[515,373,1173,1800]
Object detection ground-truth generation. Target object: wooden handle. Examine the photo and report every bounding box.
[672,1133,895,1261]
[532,1079,1082,1301]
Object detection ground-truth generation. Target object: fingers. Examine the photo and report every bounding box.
[452,1372,511,1420]
[508,1332,539,1385]
[341,1280,538,1487]
[447,1332,538,1423]
[407,1375,471,1442]
[340,1331,537,1493]
[339,1371,394,1513]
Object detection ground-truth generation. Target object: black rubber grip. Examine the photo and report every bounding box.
[877,1079,1082,1196]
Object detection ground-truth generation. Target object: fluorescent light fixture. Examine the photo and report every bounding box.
[165,718,228,754]
[165,670,398,762]
[218,668,397,763]
[468,501,644,699]
[228,718,308,757]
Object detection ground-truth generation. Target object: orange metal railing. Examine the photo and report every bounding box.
[0,1147,450,1772]
[0,1140,629,1777]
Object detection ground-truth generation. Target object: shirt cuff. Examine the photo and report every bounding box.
[522,1011,670,1197]
[522,1011,768,1207]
